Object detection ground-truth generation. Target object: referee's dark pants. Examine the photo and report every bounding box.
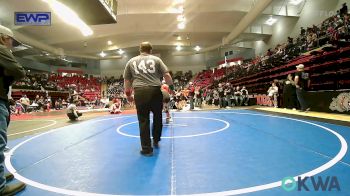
[134,86,163,152]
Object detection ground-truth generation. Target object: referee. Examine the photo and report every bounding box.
[124,42,174,156]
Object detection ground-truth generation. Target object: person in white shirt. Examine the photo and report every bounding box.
[66,100,82,121]
[267,82,279,107]
[19,95,29,112]
[110,98,122,114]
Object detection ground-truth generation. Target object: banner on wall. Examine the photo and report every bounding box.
[329,92,350,113]
[256,91,350,114]
[256,94,273,107]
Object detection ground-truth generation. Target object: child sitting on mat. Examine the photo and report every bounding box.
[66,100,82,121]
[110,98,122,114]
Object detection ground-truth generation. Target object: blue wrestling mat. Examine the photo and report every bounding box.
[5,110,350,196]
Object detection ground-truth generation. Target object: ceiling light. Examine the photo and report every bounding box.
[176,45,182,51]
[178,6,184,13]
[177,22,186,29]
[62,57,72,63]
[118,49,124,55]
[107,40,113,45]
[42,0,93,36]
[99,51,106,57]
[169,6,184,14]
[289,0,303,5]
[194,46,201,52]
[265,17,277,26]
[177,15,186,22]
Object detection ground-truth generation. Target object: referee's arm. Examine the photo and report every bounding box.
[159,59,174,91]
[163,73,173,86]
[124,80,132,95]
[123,62,133,97]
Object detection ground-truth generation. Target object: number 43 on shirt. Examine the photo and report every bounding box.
[133,59,156,74]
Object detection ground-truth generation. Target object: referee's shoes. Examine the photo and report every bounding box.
[140,149,153,157]
[153,140,159,148]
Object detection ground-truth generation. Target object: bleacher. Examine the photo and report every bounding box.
[49,75,101,101]
[192,7,350,95]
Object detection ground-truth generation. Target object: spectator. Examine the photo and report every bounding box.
[224,83,232,108]
[14,100,24,115]
[241,86,249,106]
[188,82,195,110]
[300,27,306,36]
[268,82,279,108]
[340,3,348,16]
[295,64,311,112]
[217,83,225,108]
[194,86,203,108]
[19,95,30,113]
[233,86,242,106]
[55,97,62,110]
[282,74,297,110]
[213,89,219,106]
[0,24,27,195]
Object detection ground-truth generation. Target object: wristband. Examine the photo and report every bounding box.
[169,85,175,91]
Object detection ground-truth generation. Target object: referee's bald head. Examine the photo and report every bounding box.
[140,42,153,54]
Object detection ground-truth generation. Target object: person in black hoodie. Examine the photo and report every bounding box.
[0,25,26,195]
[282,74,298,110]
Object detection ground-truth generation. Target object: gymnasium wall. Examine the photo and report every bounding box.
[16,57,51,72]
[16,57,101,75]
[100,52,207,77]
[254,0,350,55]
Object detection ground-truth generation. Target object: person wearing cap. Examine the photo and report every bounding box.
[295,64,311,112]
[0,25,26,195]
[124,42,174,156]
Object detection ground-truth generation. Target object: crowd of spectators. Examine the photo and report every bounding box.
[49,74,101,99]
[10,94,66,114]
[101,71,194,108]
[12,72,101,95]
[173,71,193,90]
[12,72,55,91]
[191,3,350,109]
[10,72,105,114]
[101,76,124,99]
[202,83,249,108]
